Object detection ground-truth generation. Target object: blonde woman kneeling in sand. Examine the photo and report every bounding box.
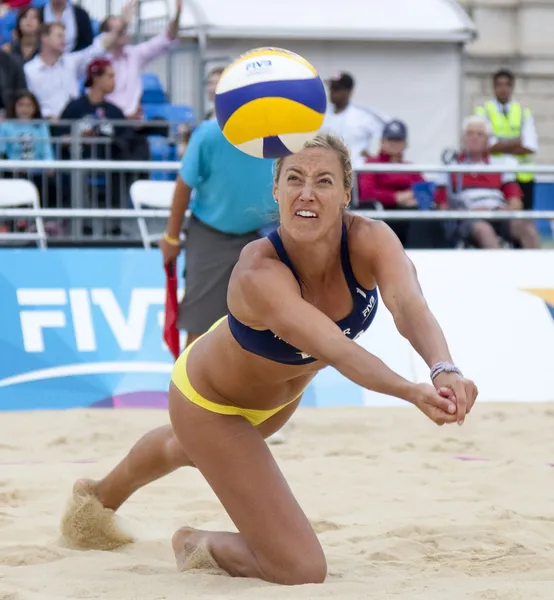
[62,133,478,585]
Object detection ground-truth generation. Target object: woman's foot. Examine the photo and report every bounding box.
[60,478,135,550]
[172,527,219,571]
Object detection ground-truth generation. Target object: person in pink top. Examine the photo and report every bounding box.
[100,0,181,118]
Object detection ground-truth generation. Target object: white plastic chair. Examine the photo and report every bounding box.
[130,180,177,249]
[0,179,47,249]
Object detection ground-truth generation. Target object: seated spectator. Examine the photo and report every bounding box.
[39,0,93,52]
[358,119,424,209]
[102,0,181,118]
[358,120,446,248]
[0,89,57,233]
[0,89,54,162]
[434,115,541,249]
[59,57,131,159]
[24,12,130,119]
[60,58,133,234]
[2,6,40,64]
[0,46,26,116]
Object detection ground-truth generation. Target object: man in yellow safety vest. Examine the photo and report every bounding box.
[475,69,539,211]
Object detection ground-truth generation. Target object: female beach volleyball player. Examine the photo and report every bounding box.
[63,133,478,586]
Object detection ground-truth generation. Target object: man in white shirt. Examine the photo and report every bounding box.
[24,8,130,118]
[321,72,388,169]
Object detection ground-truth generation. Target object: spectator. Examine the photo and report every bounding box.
[359,120,423,209]
[2,6,40,64]
[0,89,54,162]
[435,115,540,249]
[39,0,93,52]
[60,58,132,233]
[102,0,181,118]
[475,69,538,212]
[0,47,26,116]
[0,89,57,234]
[24,11,130,119]
[321,71,388,168]
[60,58,130,156]
[358,120,445,248]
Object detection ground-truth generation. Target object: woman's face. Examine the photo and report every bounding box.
[20,9,40,37]
[15,96,35,119]
[274,147,350,241]
[95,66,116,95]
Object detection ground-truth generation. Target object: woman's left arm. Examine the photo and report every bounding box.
[359,219,478,423]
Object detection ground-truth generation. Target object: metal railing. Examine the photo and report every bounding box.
[0,138,553,246]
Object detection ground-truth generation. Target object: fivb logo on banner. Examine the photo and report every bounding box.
[0,250,183,410]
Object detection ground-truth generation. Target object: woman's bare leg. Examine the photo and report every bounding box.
[92,425,193,511]
[75,395,299,512]
[167,386,325,585]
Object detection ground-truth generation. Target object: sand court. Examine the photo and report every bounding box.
[1,403,553,599]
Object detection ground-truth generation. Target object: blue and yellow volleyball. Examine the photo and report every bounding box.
[214,47,327,159]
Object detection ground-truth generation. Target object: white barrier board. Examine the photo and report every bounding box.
[357,250,554,405]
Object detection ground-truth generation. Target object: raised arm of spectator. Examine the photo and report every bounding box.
[73,0,135,74]
[135,0,181,67]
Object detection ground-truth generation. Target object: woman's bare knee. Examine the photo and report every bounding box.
[257,543,327,585]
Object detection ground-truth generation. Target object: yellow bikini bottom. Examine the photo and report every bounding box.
[170,316,299,426]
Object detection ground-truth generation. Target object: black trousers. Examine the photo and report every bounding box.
[518,180,535,211]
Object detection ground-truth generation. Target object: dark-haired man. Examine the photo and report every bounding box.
[475,69,538,211]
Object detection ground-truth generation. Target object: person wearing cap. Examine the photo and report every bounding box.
[321,71,388,169]
[358,120,427,247]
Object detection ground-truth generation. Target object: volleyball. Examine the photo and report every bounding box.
[214,47,327,159]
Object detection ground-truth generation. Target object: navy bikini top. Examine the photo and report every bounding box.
[227,223,379,365]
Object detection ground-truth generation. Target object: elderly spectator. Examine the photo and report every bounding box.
[321,71,388,169]
[38,0,93,52]
[0,47,26,116]
[24,11,129,119]
[475,69,538,212]
[435,115,540,249]
[101,0,181,118]
[2,6,40,64]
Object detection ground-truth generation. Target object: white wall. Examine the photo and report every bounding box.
[353,250,554,406]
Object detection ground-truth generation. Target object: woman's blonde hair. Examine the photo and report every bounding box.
[273,133,353,190]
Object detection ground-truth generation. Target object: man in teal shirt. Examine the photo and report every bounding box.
[160,118,276,347]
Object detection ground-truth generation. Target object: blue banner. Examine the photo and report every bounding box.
[0,249,362,411]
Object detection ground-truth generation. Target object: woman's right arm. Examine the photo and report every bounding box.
[235,255,456,420]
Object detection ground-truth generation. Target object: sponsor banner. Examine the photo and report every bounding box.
[0,249,553,411]
[0,249,359,411]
